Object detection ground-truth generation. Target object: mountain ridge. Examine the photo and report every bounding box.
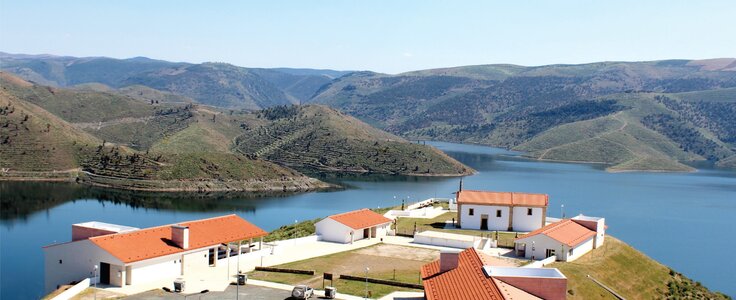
[3,52,736,171]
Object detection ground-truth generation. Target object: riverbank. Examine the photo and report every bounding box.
[0,169,338,193]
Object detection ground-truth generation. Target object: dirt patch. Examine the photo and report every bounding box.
[353,244,438,262]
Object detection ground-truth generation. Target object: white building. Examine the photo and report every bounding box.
[456,190,548,232]
[43,215,267,293]
[514,214,606,262]
[315,208,392,244]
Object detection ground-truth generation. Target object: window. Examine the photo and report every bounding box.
[469,208,474,216]
[59,260,62,264]
[527,208,533,215]
[569,248,574,256]
[496,210,502,217]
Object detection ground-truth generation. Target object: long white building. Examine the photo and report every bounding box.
[456,190,548,232]
[43,215,267,293]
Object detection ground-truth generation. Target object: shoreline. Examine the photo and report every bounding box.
[0,171,340,193]
[415,139,704,173]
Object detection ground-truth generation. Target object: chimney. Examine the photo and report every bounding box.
[171,225,189,249]
[439,250,460,273]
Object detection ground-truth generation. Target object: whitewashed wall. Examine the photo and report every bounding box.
[565,237,595,262]
[129,255,181,284]
[48,278,90,300]
[414,234,478,249]
[315,218,352,243]
[511,207,545,232]
[43,240,123,293]
[182,249,211,274]
[460,204,510,231]
[516,234,595,262]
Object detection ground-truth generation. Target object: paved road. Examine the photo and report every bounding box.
[126,284,297,300]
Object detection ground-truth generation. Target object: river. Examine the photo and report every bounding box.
[1,142,735,299]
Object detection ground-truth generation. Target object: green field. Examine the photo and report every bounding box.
[247,244,432,299]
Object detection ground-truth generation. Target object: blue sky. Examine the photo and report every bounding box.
[1,0,734,73]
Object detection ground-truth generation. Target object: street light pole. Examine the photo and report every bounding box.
[561,204,565,219]
[93,265,98,300]
[236,243,241,300]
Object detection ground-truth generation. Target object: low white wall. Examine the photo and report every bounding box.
[49,278,89,300]
[414,234,478,249]
[266,235,322,254]
[524,255,557,268]
[270,235,321,247]
[406,199,435,210]
[385,207,440,218]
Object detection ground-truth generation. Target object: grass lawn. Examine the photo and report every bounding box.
[550,237,730,299]
[393,211,520,247]
[247,244,436,298]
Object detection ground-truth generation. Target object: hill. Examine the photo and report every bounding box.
[0,73,100,173]
[5,53,736,171]
[234,105,473,176]
[309,60,736,171]
[0,73,331,192]
[0,52,348,109]
[551,237,730,299]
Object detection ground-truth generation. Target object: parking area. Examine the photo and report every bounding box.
[126,284,292,300]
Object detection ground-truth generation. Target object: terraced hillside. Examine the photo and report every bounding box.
[0,73,331,192]
[234,105,473,176]
[0,73,99,173]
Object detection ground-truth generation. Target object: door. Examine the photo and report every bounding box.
[480,214,489,230]
[99,262,110,285]
[545,249,556,258]
[208,248,215,266]
[363,228,370,239]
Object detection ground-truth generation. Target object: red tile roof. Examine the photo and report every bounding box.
[457,190,548,207]
[421,248,505,300]
[90,215,267,263]
[327,209,392,230]
[516,219,595,247]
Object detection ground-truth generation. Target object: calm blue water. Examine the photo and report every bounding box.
[1,142,735,299]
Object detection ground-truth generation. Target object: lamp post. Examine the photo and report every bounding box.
[93,265,98,300]
[364,267,370,300]
[561,204,565,219]
[236,243,241,300]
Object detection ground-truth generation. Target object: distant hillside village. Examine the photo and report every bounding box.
[42,185,623,300]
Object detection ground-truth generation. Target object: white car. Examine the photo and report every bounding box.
[291,285,314,299]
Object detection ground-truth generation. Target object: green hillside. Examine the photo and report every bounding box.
[234,105,473,176]
[0,52,337,109]
[552,237,730,299]
[5,53,736,171]
[309,60,736,171]
[0,73,100,172]
[0,73,331,192]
